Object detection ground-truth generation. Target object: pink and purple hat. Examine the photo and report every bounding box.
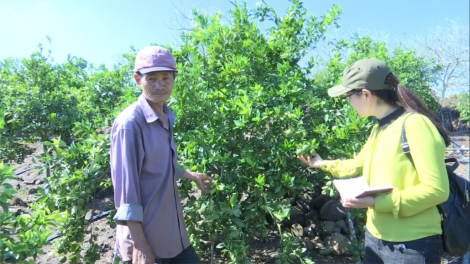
[134,46,177,74]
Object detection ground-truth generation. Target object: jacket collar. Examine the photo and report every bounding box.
[377,106,405,129]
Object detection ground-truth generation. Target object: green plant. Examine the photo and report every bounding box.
[0,107,59,263]
[34,122,111,263]
[169,1,353,262]
[0,42,83,168]
[456,93,470,122]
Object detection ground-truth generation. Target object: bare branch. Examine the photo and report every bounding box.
[165,0,195,32]
[414,20,469,101]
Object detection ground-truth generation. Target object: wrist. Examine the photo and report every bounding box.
[183,171,197,181]
[312,160,323,168]
[127,221,147,246]
[317,160,323,168]
[132,237,149,248]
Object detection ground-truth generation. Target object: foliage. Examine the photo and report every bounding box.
[33,122,111,263]
[0,41,123,262]
[0,107,59,263]
[0,1,448,263]
[456,93,470,122]
[0,41,131,164]
[0,43,82,167]
[2,45,82,140]
[0,60,33,163]
[75,62,137,127]
[168,1,373,262]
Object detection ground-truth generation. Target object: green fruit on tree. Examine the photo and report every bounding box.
[309,149,316,156]
[209,232,218,242]
[260,230,268,238]
[301,144,310,152]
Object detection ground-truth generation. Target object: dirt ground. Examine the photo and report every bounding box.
[6,135,470,264]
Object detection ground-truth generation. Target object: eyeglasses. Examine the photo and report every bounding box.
[344,90,362,99]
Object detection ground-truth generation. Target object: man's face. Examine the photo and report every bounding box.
[134,71,175,105]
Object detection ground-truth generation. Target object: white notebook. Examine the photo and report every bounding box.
[332,176,394,199]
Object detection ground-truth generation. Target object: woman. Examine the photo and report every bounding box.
[298,58,450,264]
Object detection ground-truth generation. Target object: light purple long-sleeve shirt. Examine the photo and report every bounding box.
[110,94,190,261]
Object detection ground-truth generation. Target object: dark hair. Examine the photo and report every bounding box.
[364,73,450,146]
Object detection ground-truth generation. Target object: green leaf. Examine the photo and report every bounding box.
[234,120,244,127]
[229,194,238,208]
[255,174,265,186]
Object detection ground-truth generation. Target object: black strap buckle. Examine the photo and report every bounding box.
[401,142,410,153]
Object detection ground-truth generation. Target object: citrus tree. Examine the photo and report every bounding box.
[0,43,83,169]
[0,106,60,263]
[166,1,372,262]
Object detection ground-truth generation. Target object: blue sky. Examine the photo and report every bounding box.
[0,0,468,68]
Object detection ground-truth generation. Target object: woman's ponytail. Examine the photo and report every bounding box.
[385,74,451,146]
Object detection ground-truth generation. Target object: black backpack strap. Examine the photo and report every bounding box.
[402,120,464,218]
[444,158,459,173]
[401,114,415,168]
[401,114,446,215]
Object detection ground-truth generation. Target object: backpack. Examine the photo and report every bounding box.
[401,114,470,256]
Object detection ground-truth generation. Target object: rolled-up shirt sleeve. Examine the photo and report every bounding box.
[111,128,144,225]
[175,166,186,179]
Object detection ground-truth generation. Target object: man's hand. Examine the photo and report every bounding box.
[182,171,214,194]
[127,221,154,264]
[341,196,375,208]
[132,240,155,264]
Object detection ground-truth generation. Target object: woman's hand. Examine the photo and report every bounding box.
[297,154,323,169]
[341,196,375,208]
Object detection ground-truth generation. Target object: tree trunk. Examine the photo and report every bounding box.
[441,81,447,106]
[41,134,51,178]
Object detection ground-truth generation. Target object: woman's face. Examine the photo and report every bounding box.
[347,89,373,117]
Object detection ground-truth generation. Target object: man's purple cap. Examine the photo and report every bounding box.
[134,46,177,74]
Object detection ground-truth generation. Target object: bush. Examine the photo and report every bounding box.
[169,1,374,262]
[456,93,470,122]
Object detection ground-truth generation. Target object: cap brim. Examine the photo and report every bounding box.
[138,67,177,74]
[327,85,352,97]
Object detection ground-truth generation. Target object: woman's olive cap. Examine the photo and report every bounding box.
[328,57,394,97]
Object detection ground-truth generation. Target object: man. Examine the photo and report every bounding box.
[110,46,213,264]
